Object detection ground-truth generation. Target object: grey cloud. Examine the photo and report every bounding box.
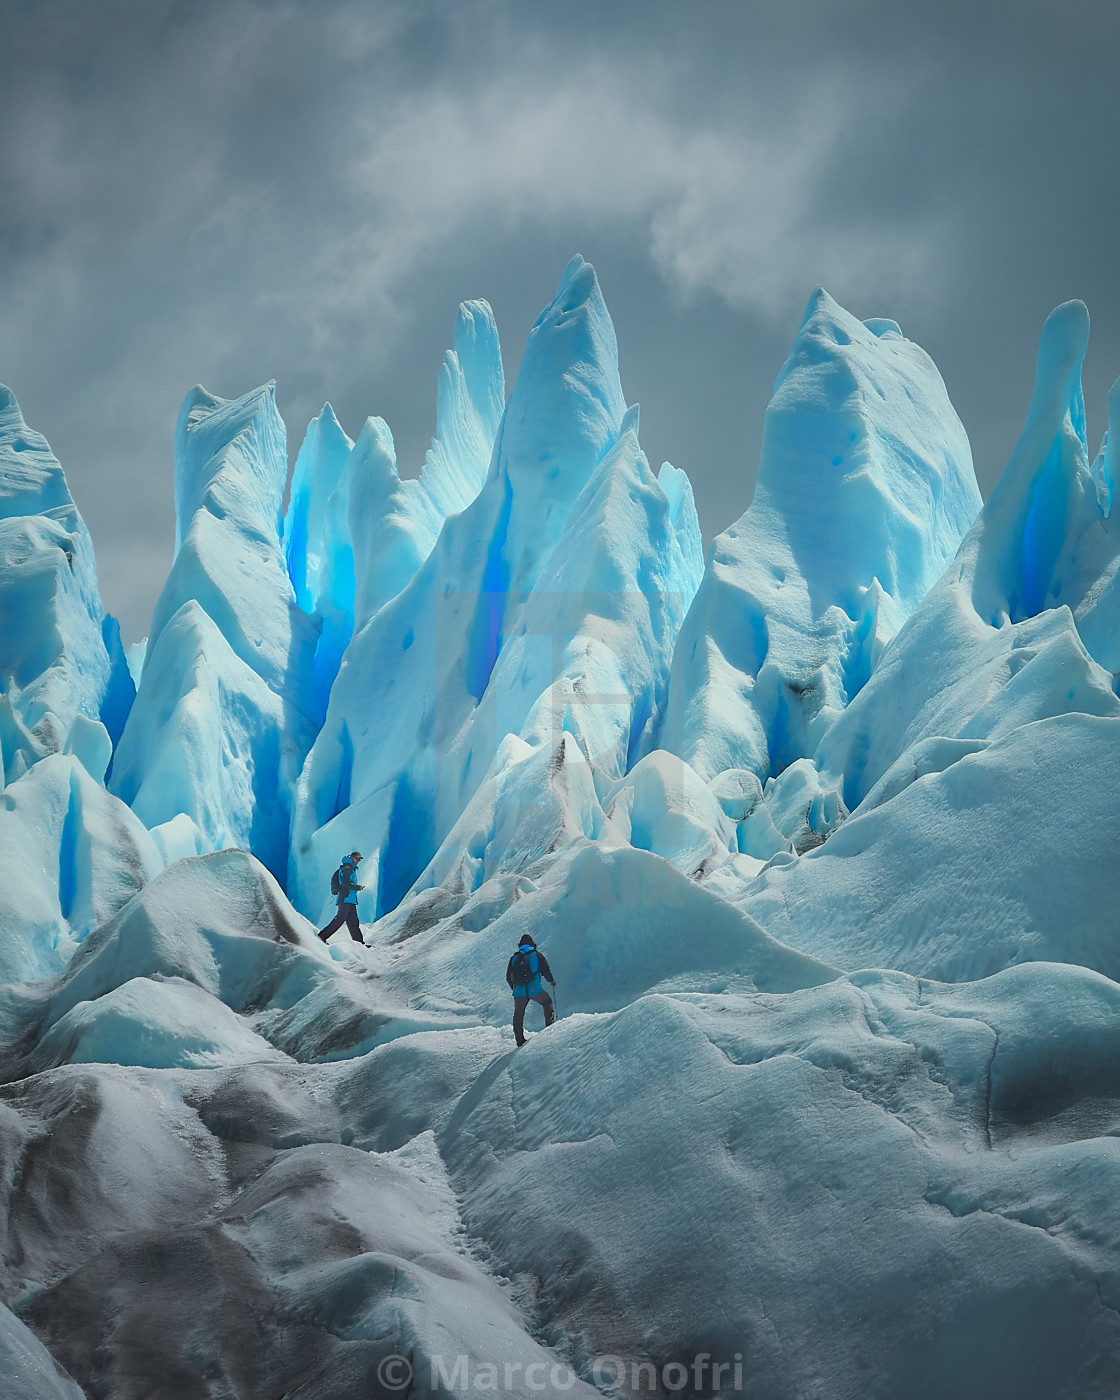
[1,0,1119,638]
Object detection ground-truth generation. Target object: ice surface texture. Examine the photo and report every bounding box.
[3,263,1120,1396]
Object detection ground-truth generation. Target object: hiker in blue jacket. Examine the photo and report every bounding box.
[506,935,556,1046]
[318,851,365,943]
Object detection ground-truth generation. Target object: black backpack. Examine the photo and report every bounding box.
[330,865,343,897]
[509,949,535,989]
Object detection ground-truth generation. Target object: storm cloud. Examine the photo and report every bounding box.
[2,0,1119,637]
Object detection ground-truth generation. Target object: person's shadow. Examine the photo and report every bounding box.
[438,1047,518,1149]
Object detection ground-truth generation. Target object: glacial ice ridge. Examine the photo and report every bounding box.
[2,264,1120,1397]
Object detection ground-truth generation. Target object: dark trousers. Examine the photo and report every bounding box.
[513,990,554,1045]
[318,903,363,942]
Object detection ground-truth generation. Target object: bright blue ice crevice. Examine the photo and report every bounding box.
[961,300,1098,630]
[111,384,319,884]
[308,420,358,719]
[378,771,434,918]
[662,288,981,785]
[0,385,134,766]
[56,772,78,923]
[464,475,512,704]
[98,614,135,752]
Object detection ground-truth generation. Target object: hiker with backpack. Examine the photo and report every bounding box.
[318,851,366,944]
[506,935,556,1047]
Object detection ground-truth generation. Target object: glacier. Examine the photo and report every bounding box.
[1,261,1120,1398]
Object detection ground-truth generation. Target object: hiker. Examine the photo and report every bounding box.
[506,935,556,1047]
[318,851,366,943]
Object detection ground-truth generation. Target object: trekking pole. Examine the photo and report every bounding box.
[552,984,559,1020]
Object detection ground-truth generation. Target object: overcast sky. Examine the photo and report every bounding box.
[3,0,1119,639]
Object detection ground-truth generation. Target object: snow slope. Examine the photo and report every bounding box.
[2,847,1119,1397]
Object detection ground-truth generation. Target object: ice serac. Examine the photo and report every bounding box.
[663,290,981,784]
[420,297,506,521]
[816,299,1120,811]
[345,298,504,634]
[290,405,357,715]
[158,382,317,705]
[290,260,702,922]
[738,302,1120,981]
[283,301,504,713]
[495,256,627,597]
[442,420,704,817]
[347,416,442,633]
[397,420,705,912]
[282,402,353,616]
[111,384,318,882]
[0,386,134,772]
[109,604,295,872]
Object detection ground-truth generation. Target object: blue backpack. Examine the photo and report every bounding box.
[509,948,536,992]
